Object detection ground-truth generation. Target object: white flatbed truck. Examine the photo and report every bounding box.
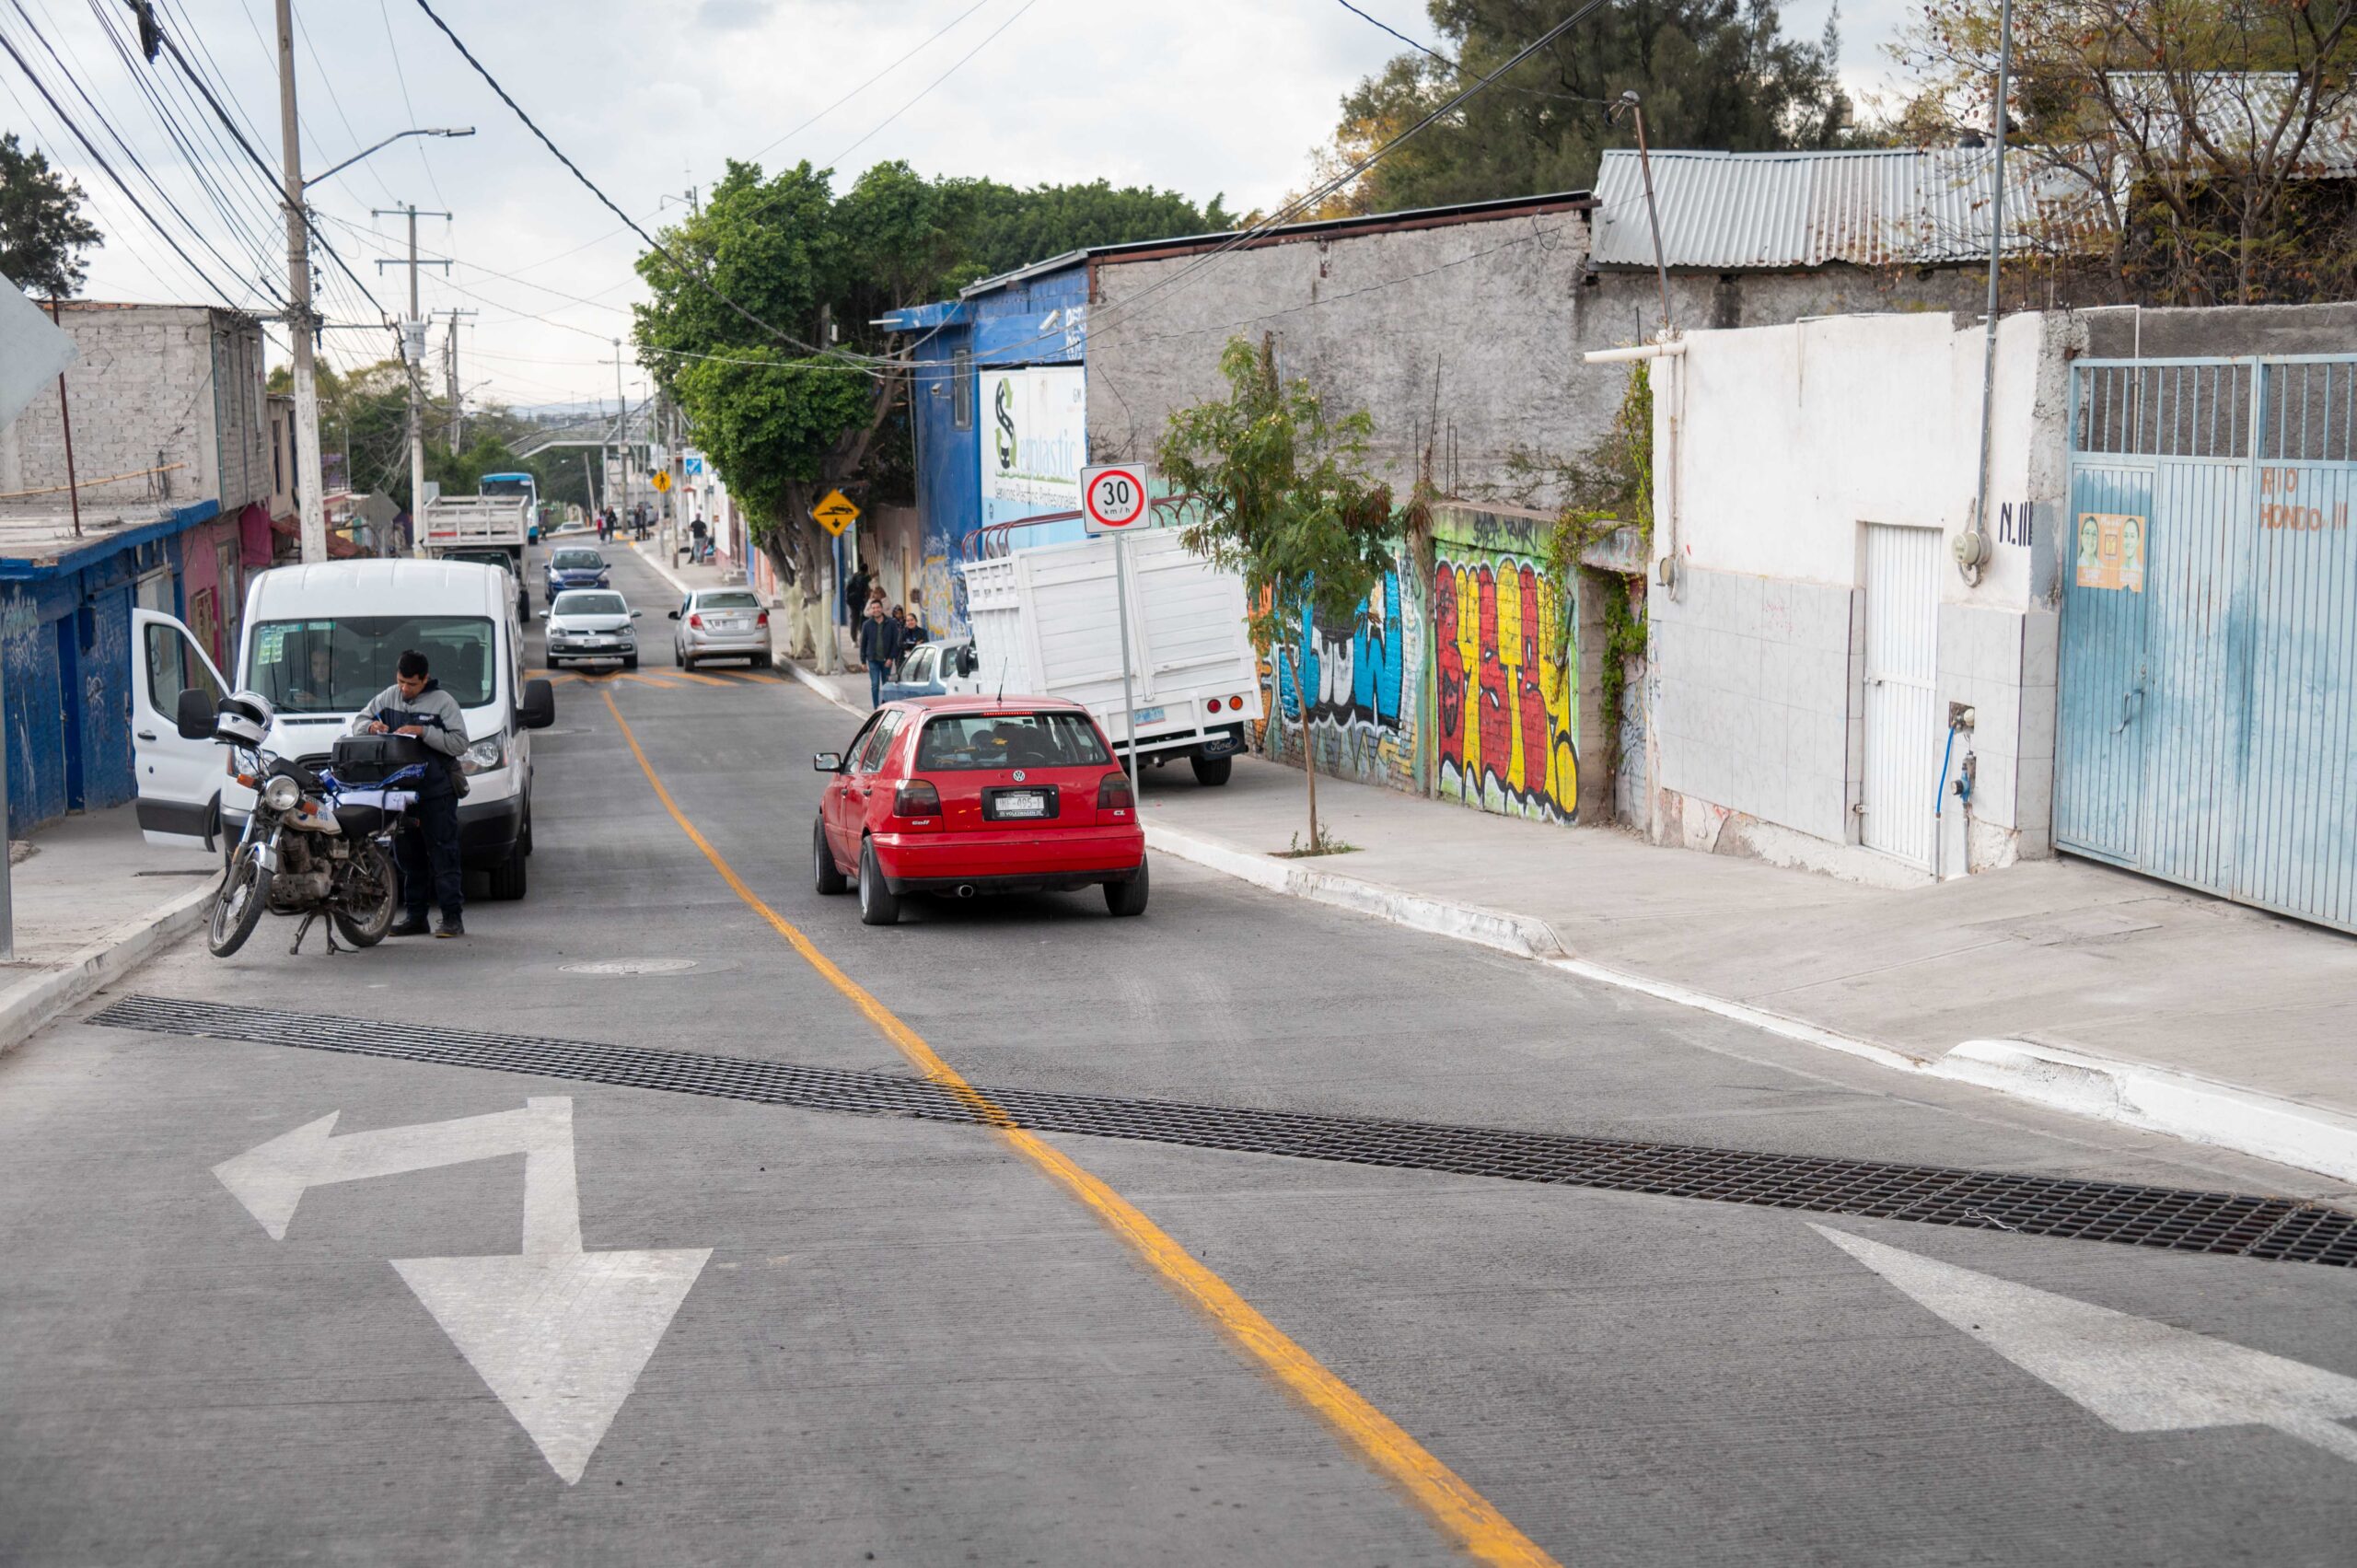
[421,494,532,621]
[952,528,1261,784]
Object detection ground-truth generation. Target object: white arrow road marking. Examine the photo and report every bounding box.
[392,1248,710,1484]
[1814,1225,2357,1465]
[215,1098,710,1483]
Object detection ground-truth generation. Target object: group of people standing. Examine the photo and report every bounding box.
[593,505,655,544]
[845,558,925,707]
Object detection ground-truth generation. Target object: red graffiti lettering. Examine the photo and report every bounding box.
[1434,562,1464,775]
[1515,564,1549,797]
[1476,569,1510,796]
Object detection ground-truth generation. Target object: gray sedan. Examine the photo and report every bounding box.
[546,588,642,669]
[670,588,772,669]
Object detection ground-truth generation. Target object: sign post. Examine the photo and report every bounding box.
[1081,463,1153,797]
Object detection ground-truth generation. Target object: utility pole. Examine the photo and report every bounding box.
[273,0,328,565]
[437,308,478,453]
[611,340,627,520]
[375,203,451,534]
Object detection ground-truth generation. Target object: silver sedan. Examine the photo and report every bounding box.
[669,587,772,670]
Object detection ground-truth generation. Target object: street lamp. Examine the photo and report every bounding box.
[309,127,475,188]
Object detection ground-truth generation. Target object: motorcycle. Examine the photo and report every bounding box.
[182,691,417,958]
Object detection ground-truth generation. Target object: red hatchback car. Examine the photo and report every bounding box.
[813,697,1148,925]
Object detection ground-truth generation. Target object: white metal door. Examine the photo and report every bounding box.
[1862,524,1942,867]
[129,608,228,848]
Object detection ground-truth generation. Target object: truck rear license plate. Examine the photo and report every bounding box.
[1132,706,1165,725]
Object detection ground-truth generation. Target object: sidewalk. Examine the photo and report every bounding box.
[783,654,2357,1183]
[1,804,218,1053]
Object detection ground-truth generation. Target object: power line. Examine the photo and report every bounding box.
[373,0,447,206]
[821,0,1038,167]
[0,25,252,303]
[745,0,995,163]
[406,0,889,375]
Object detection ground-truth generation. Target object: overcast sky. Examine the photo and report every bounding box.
[3,0,1911,412]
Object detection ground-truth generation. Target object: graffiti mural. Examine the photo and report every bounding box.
[1434,548,1576,822]
[1272,568,1421,792]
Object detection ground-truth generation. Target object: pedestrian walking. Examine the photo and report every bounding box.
[858,598,898,707]
[689,516,709,564]
[890,604,917,677]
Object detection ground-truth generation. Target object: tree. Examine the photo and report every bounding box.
[1894,0,2357,305]
[0,132,101,296]
[634,159,1232,669]
[1159,335,1394,852]
[1305,0,1851,215]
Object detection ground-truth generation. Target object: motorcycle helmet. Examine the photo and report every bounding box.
[213,689,275,748]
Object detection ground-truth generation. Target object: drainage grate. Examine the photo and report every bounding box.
[91,994,2357,1268]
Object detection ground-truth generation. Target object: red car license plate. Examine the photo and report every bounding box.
[995,791,1047,817]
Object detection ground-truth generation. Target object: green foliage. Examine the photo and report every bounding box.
[1316,0,1850,214]
[0,132,102,296]
[1157,334,1395,644]
[1890,0,2357,305]
[1546,362,1654,587]
[632,158,1230,581]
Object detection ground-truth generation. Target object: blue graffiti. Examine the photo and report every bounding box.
[1278,572,1403,731]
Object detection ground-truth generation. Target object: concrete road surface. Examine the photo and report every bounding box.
[3,540,2352,1567]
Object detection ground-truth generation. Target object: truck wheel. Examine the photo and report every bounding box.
[486,846,528,900]
[813,816,847,894]
[1104,856,1150,917]
[1190,754,1233,787]
[857,838,900,925]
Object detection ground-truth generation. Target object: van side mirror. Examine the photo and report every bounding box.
[175,688,216,741]
[959,646,979,676]
[630,610,643,619]
[813,752,843,772]
[518,677,556,730]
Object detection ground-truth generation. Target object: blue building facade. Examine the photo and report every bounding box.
[881,253,1091,638]
[2,502,222,837]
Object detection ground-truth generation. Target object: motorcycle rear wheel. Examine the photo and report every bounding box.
[331,841,399,948]
[208,841,271,958]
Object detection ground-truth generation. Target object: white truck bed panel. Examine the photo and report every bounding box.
[958,530,1260,757]
[423,495,530,551]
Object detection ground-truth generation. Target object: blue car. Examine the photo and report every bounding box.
[879,639,974,702]
[543,546,609,605]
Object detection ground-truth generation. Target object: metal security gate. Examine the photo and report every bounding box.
[1863,523,1943,867]
[2059,355,2357,933]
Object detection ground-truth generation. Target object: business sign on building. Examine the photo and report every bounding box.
[979,366,1085,535]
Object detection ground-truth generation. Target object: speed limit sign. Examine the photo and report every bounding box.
[1081,464,1153,535]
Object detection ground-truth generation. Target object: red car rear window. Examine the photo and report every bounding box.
[915,713,1108,771]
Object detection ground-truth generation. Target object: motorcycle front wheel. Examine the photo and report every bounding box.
[331,840,399,948]
[208,839,271,957]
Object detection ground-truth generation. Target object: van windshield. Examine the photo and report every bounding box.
[249,616,499,714]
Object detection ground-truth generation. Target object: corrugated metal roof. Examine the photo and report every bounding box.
[2107,73,2357,179]
[1589,147,2082,271]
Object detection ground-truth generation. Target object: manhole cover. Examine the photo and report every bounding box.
[560,958,702,976]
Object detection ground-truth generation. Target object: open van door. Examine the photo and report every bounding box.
[129,608,228,849]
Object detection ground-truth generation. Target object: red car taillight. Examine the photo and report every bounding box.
[756,610,770,627]
[1097,772,1133,810]
[894,780,941,817]
[688,612,704,629]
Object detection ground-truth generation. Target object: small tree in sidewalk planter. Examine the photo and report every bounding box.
[1158,333,1392,854]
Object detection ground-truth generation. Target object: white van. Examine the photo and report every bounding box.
[131,559,554,899]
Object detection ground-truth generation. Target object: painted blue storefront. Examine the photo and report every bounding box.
[2,501,221,837]
[881,253,1090,638]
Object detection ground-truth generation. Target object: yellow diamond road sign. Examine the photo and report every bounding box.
[812,489,860,536]
[650,470,672,493]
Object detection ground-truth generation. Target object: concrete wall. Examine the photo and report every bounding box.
[0,305,267,516]
[1086,210,1597,505]
[2080,300,2357,359]
[1646,310,2077,883]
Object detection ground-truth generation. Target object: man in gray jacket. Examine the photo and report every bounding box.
[364,649,470,938]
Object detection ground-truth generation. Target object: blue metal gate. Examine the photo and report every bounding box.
[2058,356,2357,932]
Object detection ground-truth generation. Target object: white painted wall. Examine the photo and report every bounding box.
[1659,310,2059,606]
[1643,309,2074,882]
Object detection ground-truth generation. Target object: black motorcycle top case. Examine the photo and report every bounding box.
[329,733,432,784]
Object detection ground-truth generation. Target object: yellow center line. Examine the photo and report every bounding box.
[663,668,741,688]
[597,687,1557,1567]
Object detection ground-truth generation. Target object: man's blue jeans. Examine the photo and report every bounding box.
[868,659,890,706]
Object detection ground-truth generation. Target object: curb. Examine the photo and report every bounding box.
[1142,819,2357,1186]
[1936,1038,2357,1186]
[778,656,868,717]
[0,879,215,1058]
